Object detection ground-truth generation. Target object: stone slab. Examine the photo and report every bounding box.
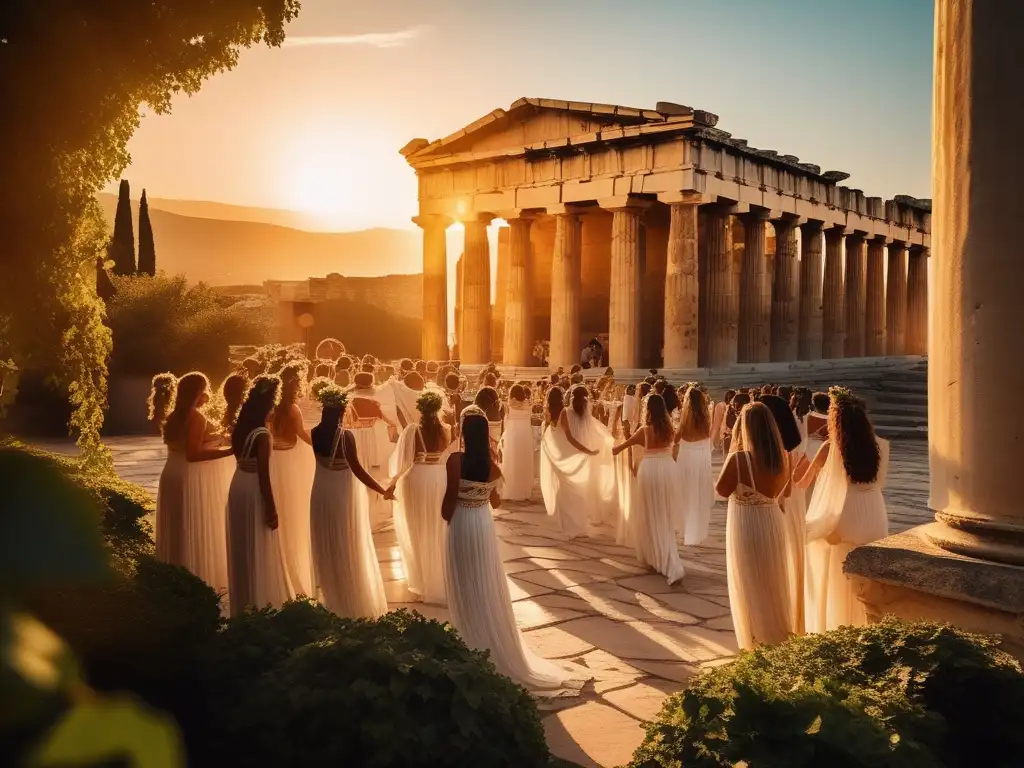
[543,701,644,768]
[602,679,687,722]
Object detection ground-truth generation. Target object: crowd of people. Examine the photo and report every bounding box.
[148,348,890,696]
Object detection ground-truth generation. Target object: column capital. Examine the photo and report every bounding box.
[800,219,826,233]
[496,209,541,222]
[826,224,851,238]
[412,214,452,230]
[870,233,894,245]
[546,203,588,217]
[772,213,805,229]
[888,239,909,251]
[657,190,705,206]
[909,244,930,257]
[597,195,652,213]
[457,213,495,226]
[739,206,773,223]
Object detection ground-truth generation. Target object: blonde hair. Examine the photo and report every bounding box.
[679,386,711,439]
[739,402,786,475]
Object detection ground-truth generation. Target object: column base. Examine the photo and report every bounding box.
[845,525,1024,662]
[925,514,1024,567]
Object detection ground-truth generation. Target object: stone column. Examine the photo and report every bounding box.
[798,221,824,360]
[738,208,771,363]
[413,214,451,361]
[885,241,908,355]
[822,226,846,359]
[865,236,887,357]
[906,247,929,356]
[843,233,867,358]
[603,198,648,369]
[703,205,736,367]
[501,215,534,367]
[548,207,582,370]
[925,0,1024,564]
[460,217,493,364]
[662,195,700,368]
[771,216,799,362]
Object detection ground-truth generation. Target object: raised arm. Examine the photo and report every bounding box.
[185,411,232,462]
[255,432,277,530]
[559,410,597,455]
[441,453,461,523]
[795,441,830,488]
[612,426,646,457]
[344,431,394,499]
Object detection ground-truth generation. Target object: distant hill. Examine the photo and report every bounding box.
[97,193,321,231]
[96,194,420,285]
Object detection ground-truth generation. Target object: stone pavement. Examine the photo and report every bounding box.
[58,436,930,768]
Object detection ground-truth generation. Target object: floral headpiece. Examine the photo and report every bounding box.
[309,376,333,400]
[316,383,349,410]
[828,386,863,409]
[685,381,706,393]
[250,375,282,405]
[417,390,444,415]
[460,404,486,424]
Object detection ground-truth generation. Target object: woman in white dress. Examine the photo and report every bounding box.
[162,372,235,603]
[473,385,504,460]
[309,384,394,619]
[540,387,587,539]
[390,390,449,605]
[444,406,586,697]
[797,387,890,633]
[613,394,685,584]
[269,362,316,597]
[500,384,534,501]
[150,373,185,567]
[555,386,618,528]
[710,390,734,455]
[715,402,793,650]
[226,375,294,617]
[347,371,397,531]
[674,384,714,546]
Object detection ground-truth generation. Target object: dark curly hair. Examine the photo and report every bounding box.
[232,376,281,458]
[545,386,565,427]
[829,391,881,484]
[645,393,673,445]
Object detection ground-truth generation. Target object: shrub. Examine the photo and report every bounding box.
[107,274,272,379]
[199,602,550,768]
[629,617,1024,768]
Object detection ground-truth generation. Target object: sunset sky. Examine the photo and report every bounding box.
[109,0,934,233]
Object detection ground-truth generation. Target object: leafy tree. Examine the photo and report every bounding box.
[110,179,137,276]
[137,189,157,277]
[0,0,301,468]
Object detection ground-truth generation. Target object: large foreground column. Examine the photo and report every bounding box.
[926,0,1024,562]
[605,200,646,368]
[885,241,908,355]
[738,208,771,363]
[771,216,799,362]
[548,208,582,370]
[822,226,846,359]
[843,233,866,358]
[501,215,534,366]
[414,214,451,360]
[663,197,700,368]
[798,221,824,360]
[703,205,736,366]
[906,247,929,356]
[865,236,887,357]
[460,217,492,364]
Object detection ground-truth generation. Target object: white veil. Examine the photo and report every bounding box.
[805,440,848,542]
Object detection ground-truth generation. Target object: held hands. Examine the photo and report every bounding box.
[382,482,397,502]
[265,501,279,530]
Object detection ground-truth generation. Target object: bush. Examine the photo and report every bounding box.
[629,617,1024,768]
[199,602,550,768]
[107,274,272,379]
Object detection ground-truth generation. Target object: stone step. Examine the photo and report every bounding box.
[870,404,928,417]
[875,390,929,405]
[875,424,928,440]
[880,380,928,394]
[883,371,929,383]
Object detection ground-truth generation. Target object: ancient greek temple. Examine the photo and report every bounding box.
[402,99,931,370]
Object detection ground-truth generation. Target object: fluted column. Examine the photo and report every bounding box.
[413,214,451,360]
[843,233,867,358]
[703,205,736,366]
[460,217,492,364]
[822,226,846,359]
[885,241,908,355]
[906,247,929,356]
[865,236,887,357]
[501,215,534,366]
[926,0,1024,564]
[607,203,645,368]
[663,197,700,368]
[738,208,771,363]
[771,216,799,361]
[548,208,582,369]
[798,221,824,360]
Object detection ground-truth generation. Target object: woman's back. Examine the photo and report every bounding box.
[733,450,788,501]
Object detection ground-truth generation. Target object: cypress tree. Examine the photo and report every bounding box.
[110,178,136,275]
[137,189,156,276]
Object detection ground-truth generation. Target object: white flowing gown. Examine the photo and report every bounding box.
[390,425,448,605]
[270,439,316,597]
[632,434,685,584]
[445,475,586,697]
[674,437,714,545]
[226,428,294,618]
[155,443,187,568]
[499,403,534,501]
[346,396,395,532]
[805,438,890,634]
[310,427,388,619]
[182,438,233,606]
[540,411,616,537]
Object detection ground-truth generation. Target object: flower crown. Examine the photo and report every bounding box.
[460,404,486,424]
[316,383,349,410]
[685,381,706,393]
[250,375,282,403]
[828,385,863,408]
[417,390,444,415]
[309,376,333,400]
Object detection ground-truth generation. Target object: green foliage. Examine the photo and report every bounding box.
[629,617,1024,768]
[0,0,300,466]
[110,179,137,275]
[202,602,549,768]
[107,274,272,379]
[138,189,157,277]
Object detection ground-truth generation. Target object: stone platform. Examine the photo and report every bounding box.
[54,436,933,768]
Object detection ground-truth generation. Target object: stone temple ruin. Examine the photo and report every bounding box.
[402,98,931,371]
